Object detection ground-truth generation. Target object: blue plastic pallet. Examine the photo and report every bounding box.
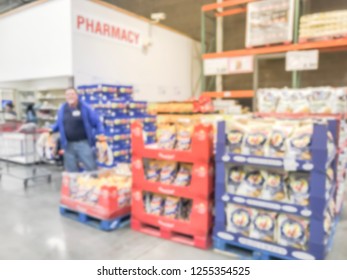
[213,236,286,260]
[59,206,130,231]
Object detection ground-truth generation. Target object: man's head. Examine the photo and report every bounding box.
[65,87,79,107]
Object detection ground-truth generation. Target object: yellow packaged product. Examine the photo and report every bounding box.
[159,161,178,185]
[149,194,165,215]
[146,160,161,182]
[96,139,113,165]
[164,196,180,219]
[175,122,194,150]
[173,164,192,186]
[157,124,176,149]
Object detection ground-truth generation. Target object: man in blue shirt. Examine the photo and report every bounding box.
[51,88,104,172]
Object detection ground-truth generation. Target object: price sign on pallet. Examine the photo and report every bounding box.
[286,50,319,71]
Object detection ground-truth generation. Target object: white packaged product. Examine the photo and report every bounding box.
[277,214,309,250]
[308,87,333,113]
[226,204,253,236]
[250,210,277,242]
[237,168,266,198]
[257,88,279,113]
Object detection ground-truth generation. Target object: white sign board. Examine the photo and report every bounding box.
[203,58,229,76]
[286,50,319,71]
[204,56,254,76]
[229,55,254,74]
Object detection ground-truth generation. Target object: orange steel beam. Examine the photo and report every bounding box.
[203,37,347,59]
[215,7,246,17]
[202,90,254,98]
[202,0,256,12]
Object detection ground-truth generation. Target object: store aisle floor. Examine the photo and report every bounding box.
[0,165,346,260]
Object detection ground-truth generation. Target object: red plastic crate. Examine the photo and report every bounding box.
[132,156,214,199]
[60,173,131,220]
[131,188,213,236]
[131,122,213,163]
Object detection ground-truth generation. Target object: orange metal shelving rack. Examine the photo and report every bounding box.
[200,0,347,103]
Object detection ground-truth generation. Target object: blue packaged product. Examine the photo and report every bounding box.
[143,122,157,132]
[117,85,133,98]
[146,136,156,145]
[111,140,131,150]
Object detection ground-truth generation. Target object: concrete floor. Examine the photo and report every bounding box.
[0,164,346,260]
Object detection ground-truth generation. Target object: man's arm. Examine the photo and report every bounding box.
[87,105,104,135]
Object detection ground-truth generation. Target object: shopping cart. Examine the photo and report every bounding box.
[0,121,53,190]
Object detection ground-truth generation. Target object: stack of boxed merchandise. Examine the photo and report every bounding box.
[77,84,156,167]
[130,118,214,249]
[213,112,345,259]
[300,10,347,41]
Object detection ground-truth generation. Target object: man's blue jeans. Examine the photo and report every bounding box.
[64,140,97,172]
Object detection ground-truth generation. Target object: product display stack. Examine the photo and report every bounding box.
[60,166,132,231]
[77,84,156,167]
[212,84,347,259]
[130,119,214,249]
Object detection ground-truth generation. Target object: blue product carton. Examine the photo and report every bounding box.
[143,122,157,132]
[117,85,133,98]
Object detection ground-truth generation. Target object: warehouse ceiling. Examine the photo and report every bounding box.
[101,0,215,41]
[0,0,36,14]
[2,0,347,42]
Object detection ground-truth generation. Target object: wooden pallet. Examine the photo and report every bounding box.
[131,218,211,249]
[60,205,130,231]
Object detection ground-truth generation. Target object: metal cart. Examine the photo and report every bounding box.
[0,121,53,190]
